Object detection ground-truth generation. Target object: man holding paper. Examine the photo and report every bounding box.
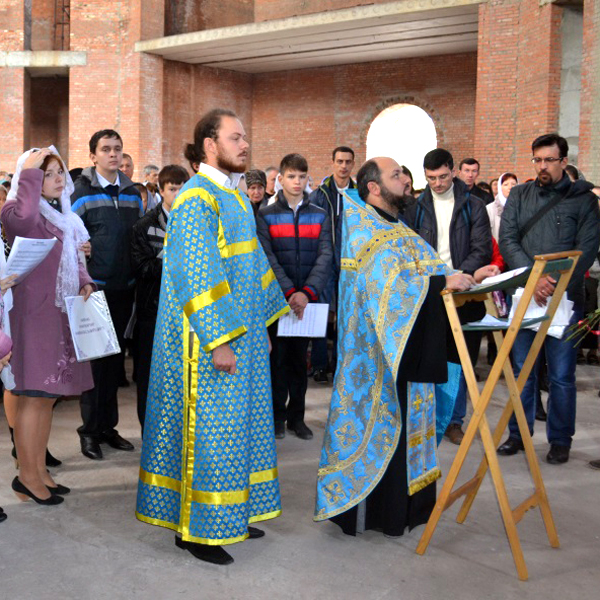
[257,153,332,441]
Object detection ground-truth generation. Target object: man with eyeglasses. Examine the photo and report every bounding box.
[498,133,600,464]
[405,148,493,446]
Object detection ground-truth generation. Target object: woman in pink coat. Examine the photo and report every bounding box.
[2,147,94,506]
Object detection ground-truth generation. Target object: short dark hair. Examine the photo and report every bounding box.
[356,159,382,201]
[122,153,133,161]
[476,181,493,195]
[184,108,237,165]
[531,133,569,158]
[332,146,355,161]
[423,148,454,171]
[279,153,308,174]
[459,157,480,170]
[89,129,123,154]
[158,164,189,191]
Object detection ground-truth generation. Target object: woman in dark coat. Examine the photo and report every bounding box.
[2,147,94,506]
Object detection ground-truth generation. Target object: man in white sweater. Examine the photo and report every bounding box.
[404,149,493,445]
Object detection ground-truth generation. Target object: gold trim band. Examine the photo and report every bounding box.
[183,280,231,318]
[261,268,277,290]
[203,325,247,353]
[221,238,257,259]
[266,305,291,328]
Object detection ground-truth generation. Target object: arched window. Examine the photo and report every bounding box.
[366,104,437,190]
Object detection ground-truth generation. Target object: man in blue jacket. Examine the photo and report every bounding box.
[71,129,143,460]
[257,153,332,440]
[498,133,600,464]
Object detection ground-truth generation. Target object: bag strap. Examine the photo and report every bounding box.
[518,190,566,241]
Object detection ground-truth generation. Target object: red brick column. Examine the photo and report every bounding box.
[68,0,164,179]
[474,0,563,181]
[580,0,600,183]
[0,0,26,171]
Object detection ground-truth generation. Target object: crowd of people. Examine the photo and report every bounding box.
[0,109,598,568]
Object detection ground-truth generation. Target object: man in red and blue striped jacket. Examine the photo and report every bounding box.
[257,153,332,441]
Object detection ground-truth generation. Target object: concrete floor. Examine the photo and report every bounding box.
[1,357,599,600]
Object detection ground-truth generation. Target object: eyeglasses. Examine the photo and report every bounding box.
[425,173,451,183]
[531,157,564,164]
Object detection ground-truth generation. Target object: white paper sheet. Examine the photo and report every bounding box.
[3,236,58,283]
[277,303,329,338]
[469,266,529,290]
[509,288,574,339]
[65,291,121,361]
[467,314,510,328]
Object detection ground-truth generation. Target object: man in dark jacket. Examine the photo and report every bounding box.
[404,148,493,445]
[308,146,356,383]
[498,133,600,464]
[257,153,332,440]
[130,164,189,433]
[458,157,494,205]
[71,129,143,460]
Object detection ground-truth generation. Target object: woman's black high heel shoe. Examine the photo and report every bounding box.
[46,483,70,495]
[0,507,7,523]
[12,477,64,505]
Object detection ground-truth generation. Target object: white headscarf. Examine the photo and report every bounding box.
[495,172,519,208]
[8,146,89,312]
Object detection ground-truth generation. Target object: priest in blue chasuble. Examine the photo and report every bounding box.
[315,157,484,537]
[136,109,289,565]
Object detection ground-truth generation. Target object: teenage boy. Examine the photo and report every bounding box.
[71,129,143,460]
[257,154,333,440]
[130,164,189,433]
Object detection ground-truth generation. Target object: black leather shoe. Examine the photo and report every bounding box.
[100,431,134,451]
[588,459,600,470]
[274,421,285,439]
[288,421,313,440]
[0,507,6,523]
[175,537,233,565]
[313,369,328,384]
[497,437,524,456]
[546,444,569,465]
[80,435,103,460]
[248,526,265,539]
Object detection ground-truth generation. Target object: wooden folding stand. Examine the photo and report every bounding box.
[415,251,581,581]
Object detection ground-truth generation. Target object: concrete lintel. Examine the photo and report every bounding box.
[0,51,87,68]
[135,0,484,54]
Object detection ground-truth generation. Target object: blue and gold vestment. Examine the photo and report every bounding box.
[315,191,455,522]
[136,173,289,545]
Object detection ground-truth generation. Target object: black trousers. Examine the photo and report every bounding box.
[134,318,157,434]
[78,288,135,437]
[268,324,310,425]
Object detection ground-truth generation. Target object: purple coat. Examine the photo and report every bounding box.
[1,169,94,396]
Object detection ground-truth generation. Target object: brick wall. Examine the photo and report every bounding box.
[474,0,563,182]
[254,0,393,22]
[251,53,477,184]
[0,0,26,170]
[580,0,600,183]
[31,0,57,50]
[68,0,165,180]
[165,0,254,34]
[162,61,253,174]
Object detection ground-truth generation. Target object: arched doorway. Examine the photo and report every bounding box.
[366,104,437,190]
